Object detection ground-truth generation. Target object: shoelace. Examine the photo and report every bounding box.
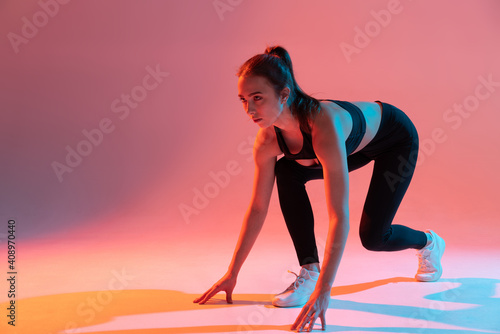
[286,270,306,291]
[416,251,432,272]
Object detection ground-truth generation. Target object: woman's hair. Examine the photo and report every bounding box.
[237,45,321,132]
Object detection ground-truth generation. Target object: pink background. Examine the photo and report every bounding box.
[1,0,500,252]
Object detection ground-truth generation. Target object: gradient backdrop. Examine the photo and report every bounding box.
[1,0,500,331]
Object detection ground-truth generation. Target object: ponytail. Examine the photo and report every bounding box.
[238,46,321,132]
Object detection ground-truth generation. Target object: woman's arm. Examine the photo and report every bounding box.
[292,107,350,331]
[194,128,277,304]
[312,109,350,291]
[227,130,277,276]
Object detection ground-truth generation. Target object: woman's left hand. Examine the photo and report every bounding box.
[291,289,330,332]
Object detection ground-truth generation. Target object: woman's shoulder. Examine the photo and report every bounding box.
[315,100,345,120]
[253,127,281,156]
[312,100,356,138]
[257,126,277,142]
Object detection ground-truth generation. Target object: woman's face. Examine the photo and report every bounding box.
[237,75,286,128]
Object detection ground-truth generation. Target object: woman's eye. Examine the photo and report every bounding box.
[254,96,262,101]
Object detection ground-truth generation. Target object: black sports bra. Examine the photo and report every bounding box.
[274,100,367,160]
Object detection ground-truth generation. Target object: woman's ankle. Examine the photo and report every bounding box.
[302,263,320,273]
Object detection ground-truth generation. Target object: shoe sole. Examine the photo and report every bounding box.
[272,298,308,308]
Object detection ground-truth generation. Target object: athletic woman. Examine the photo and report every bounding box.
[193,46,445,332]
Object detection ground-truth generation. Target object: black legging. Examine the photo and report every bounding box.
[274,101,427,266]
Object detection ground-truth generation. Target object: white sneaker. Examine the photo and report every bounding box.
[272,267,319,307]
[415,230,445,282]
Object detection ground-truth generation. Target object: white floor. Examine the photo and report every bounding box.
[1,215,500,334]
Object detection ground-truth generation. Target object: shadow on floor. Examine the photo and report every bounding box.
[0,277,498,334]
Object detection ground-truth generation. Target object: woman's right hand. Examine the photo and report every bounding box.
[193,272,237,304]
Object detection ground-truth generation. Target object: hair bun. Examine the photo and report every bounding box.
[265,45,286,57]
[265,45,293,71]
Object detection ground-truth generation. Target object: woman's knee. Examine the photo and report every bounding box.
[359,229,389,251]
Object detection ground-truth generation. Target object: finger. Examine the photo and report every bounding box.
[193,292,208,303]
[200,289,219,304]
[319,312,326,331]
[199,286,220,304]
[291,307,308,330]
[307,316,316,332]
[297,312,313,333]
[298,315,312,333]
[226,290,233,304]
[193,290,210,303]
[304,314,316,333]
[293,303,312,328]
[291,316,302,332]
[193,290,209,303]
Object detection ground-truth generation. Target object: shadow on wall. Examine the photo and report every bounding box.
[1,277,498,333]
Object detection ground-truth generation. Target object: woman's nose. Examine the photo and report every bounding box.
[245,101,255,115]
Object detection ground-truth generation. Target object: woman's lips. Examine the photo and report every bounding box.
[253,118,262,123]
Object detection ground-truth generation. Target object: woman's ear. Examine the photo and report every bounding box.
[280,87,291,103]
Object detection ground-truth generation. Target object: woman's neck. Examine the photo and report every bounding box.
[273,107,300,133]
